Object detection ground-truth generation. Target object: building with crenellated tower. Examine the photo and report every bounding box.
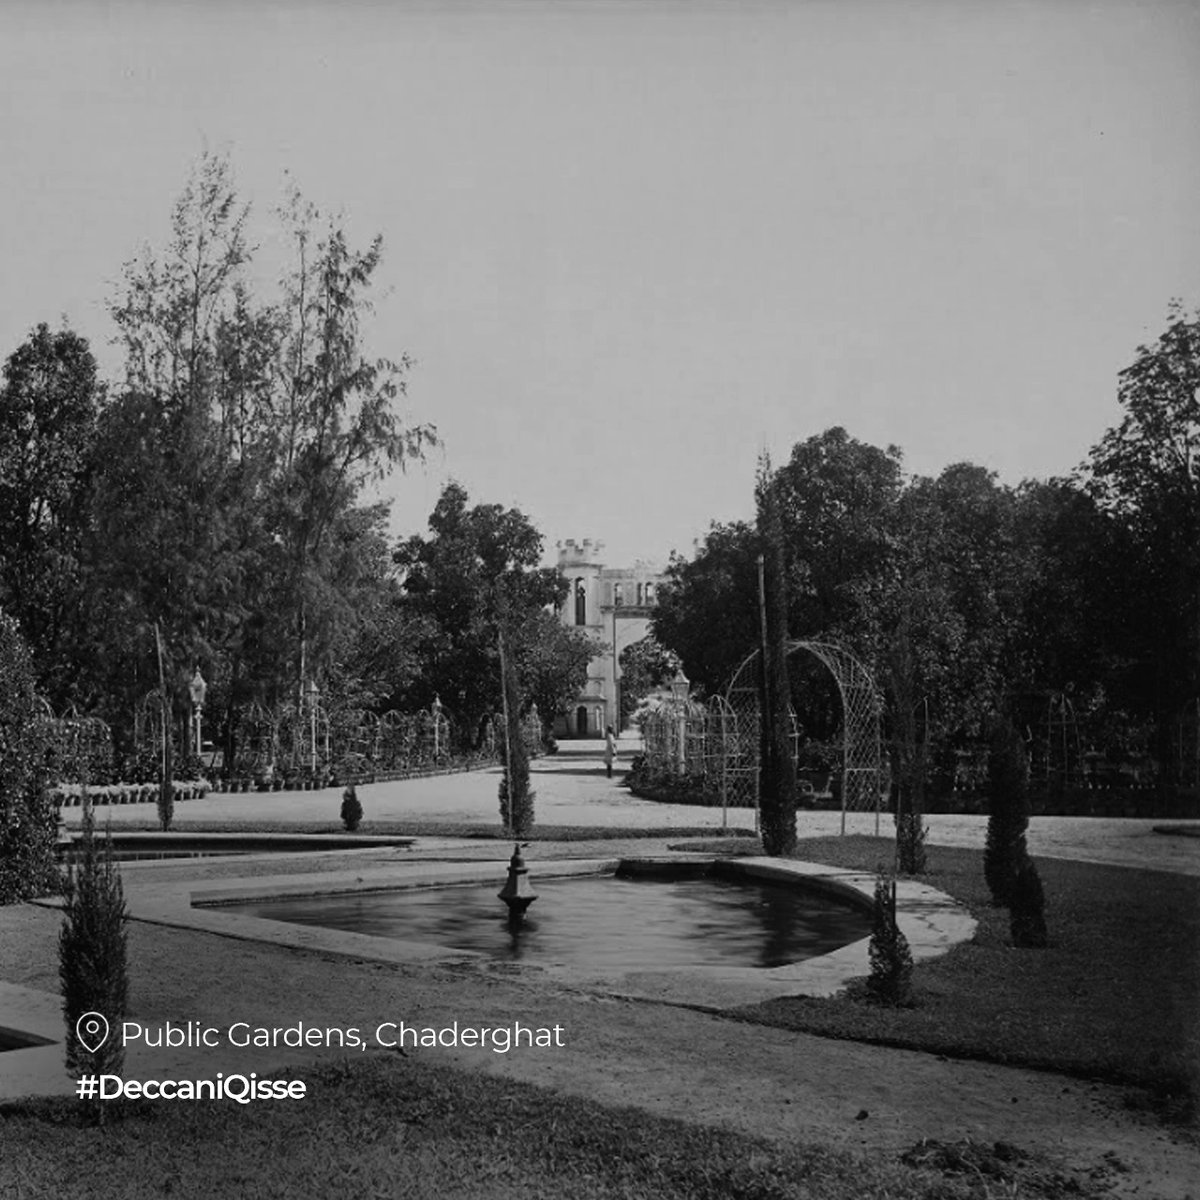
[554,539,668,736]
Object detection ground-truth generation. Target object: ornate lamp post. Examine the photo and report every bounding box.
[670,668,689,776]
[432,694,443,759]
[188,667,207,760]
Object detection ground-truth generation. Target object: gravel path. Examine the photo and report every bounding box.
[61,739,1200,876]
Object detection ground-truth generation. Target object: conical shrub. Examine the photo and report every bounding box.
[985,716,1030,906]
[59,807,128,1115]
[866,873,913,1005]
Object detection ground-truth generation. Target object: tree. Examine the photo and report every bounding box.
[652,521,759,696]
[984,715,1031,906]
[654,429,904,696]
[756,456,798,856]
[496,593,534,836]
[617,636,680,727]
[395,483,571,736]
[509,609,595,733]
[894,465,1025,730]
[1087,302,1200,784]
[1008,479,1128,703]
[93,154,273,727]
[320,504,429,716]
[0,325,102,705]
[866,873,913,1005]
[769,427,904,641]
[111,153,250,408]
[340,785,363,832]
[266,192,436,703]
[83,154,434,756]
[83,387,239,724]
[0,611,59,904]
[59,805,129,1113]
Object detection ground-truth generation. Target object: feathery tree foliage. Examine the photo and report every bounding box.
[0,154,437,766]
[0,612,59,903]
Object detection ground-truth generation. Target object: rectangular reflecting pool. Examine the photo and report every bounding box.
[228,870,872,970]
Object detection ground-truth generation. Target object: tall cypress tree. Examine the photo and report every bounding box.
[985,714,1030,905]
[497,608,534,836]
[756,458,797,856]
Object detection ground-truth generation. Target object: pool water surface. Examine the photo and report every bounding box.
[230,873,872,970]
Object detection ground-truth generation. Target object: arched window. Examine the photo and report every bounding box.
[645,582,655,604]
[576,705,588,735]
[613,583,624,608]
[575,579,586,626]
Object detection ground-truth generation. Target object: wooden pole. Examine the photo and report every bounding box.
[756,553,768,836]
[497,618,515,834]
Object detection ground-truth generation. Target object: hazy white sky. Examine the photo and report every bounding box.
[3,1,1199,564]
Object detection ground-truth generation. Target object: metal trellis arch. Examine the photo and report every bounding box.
[725,639,886,834]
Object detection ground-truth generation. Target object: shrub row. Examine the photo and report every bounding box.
[53,780,211,807]
[629,765,1200,820]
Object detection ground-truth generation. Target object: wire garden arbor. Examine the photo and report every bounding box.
[640,641,886,834]
[36,700,114,786]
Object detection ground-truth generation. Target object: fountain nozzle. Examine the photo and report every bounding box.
[498,842,538,920]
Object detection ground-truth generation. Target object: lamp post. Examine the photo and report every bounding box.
[432,694,443,759]
[670,667,689,776]
[612,604,620,734]
[188,667,207,760]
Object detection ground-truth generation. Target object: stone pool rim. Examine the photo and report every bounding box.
[167,854,977,1007]
[61,832,417,857]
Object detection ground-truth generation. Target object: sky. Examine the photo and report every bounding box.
[3,1,1199,566]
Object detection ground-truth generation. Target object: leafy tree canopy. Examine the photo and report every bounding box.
[395,482,590,734]
[0,324,102,699]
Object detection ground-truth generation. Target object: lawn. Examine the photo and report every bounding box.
[0,1055,1115,1200]
[730,836,1200,1121]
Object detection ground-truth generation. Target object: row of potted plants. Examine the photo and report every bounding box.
[220,774,331,793]
[52,779,212,807]
[212,750,503,793]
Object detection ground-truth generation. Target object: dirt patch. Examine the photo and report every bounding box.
[900,1138,1133,1198]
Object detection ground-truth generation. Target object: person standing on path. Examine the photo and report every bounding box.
[603,725,617,778]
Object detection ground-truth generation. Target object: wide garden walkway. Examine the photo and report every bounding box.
[59,737,1200,876]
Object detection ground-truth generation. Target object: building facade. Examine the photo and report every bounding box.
[554,539,667,736]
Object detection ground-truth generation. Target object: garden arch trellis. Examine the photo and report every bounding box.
[725,640,886,835]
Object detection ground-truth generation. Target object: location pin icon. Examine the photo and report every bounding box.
[76,1012,110,1054]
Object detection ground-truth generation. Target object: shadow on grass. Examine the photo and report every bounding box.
[729,836,1200,1125]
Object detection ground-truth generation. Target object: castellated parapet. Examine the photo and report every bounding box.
[556,538,605,566]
